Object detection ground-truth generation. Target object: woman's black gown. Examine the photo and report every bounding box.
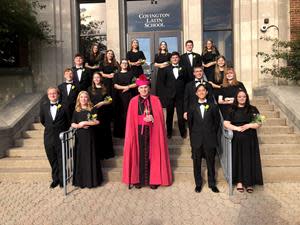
[113,71,135,138]
[219,82,247,117]
[72,109,103,188]
[99,62,119,96]
[86,53,101,75]
[154,53,171,107]
[126,51,146,78]
[202,50,220,82]
[225,106,263,187]
[88,86,115,160]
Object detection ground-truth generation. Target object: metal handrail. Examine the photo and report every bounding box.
[59,128,77,196]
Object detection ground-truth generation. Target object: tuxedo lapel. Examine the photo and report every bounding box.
[46,102,53,121]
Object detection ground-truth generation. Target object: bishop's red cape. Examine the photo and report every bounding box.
[122,95,172,186]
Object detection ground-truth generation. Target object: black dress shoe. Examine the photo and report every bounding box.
[134,184,142,189]
[210,186,220,193]
[50,181,59,189]
[181,132,187,139]
[167,134,172,139]
[195,186,202,193]
[150,185,158,189]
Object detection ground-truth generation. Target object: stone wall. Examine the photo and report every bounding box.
[290,0,300,39]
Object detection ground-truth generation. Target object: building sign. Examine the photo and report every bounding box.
[127,0,181,32]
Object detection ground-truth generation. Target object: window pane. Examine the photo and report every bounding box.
[203,0,232,30]
[203,31,233,64]
[159,37,178,52]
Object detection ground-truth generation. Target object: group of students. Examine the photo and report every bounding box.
[40,38,263,194]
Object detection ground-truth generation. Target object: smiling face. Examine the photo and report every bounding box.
[120,60,128,70]
[185,42,193,52]
[195,85,208,100]
[217,57,225,67]
[64,71,73,82]
[160,42,167,51]
[107,50,114,60]
[206,40,213,50]
[226,69,235,81]
[138,85,150,98]
[171,54,180,65]
[194,67,204,79]
[237,91,247,106]
[79,92,89,107]
[47,88,59,102]
[74,56,83,66]
[93,73,101,85]
[92,45,98,54]
[131,40,139,50]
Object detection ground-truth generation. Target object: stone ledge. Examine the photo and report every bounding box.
[0,93,43,158]
[253,85,300,131]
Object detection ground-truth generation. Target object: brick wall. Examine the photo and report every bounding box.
[290,0,300,39]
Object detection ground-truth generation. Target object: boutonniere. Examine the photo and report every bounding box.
[57,104,62,110]
[178,67,182,71]
[140,59,146,65]
[71,85,75,90]
[82,68,85,72]
[204,104,209,111]
[87,113,97,121]
[193,55,196,58]
[251,114,266,124]
[104,96,113,103]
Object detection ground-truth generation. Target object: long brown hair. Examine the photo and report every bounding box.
[222,67,239,87]
[158,41,169,55]
[75,91,94,112]
[103,49,120,68]
[214,55,227,83]
[91,72,107,96]
[202,39,218,55]
[89,43,100,61]
[130,39,139,51]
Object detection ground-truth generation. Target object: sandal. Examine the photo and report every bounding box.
[246,187,254,193]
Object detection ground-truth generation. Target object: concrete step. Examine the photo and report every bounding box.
[251,99,269,105]
[263,118,286,126]
[260,144,300,155]
[262,167,300,182]
[8,147,46,157]
[256,104,274,111]
[258,126,294,134]
[23,130,43,139]
[258,134,300,144]
[29,123,44,130]
[258,111,280,119]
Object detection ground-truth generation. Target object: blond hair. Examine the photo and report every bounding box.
[75,91,94,112]
[47,87,60,95]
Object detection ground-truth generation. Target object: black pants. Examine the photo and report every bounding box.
[166,97,186,136]
[192,146,216,187]
[45,144,63,185]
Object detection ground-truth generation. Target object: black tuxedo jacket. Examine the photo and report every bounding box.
[180,52,202,82]
[72,66,91,91]
[40,102,69,148]
[188,102,220,151]
[162,65,188,100]
[184,80,214,113]
[58,82,79,120]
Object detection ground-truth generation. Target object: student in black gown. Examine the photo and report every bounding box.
[208,55,227,101]
[85,43,101,75]
[71,91,103,188]
[88,72,114,160]
[113,59,137,138]
[218,67,247,117]
[202,39,220,82]
[224,90,263,193]
[154,41,171,102]
[126,39,146,78]
[99,50,120,96]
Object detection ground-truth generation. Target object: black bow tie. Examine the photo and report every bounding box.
[172,65,179,68]
[198,102,207,106]
[66,82,73,85]
[187,53,193,55]
[50,103,58,106]
[76,67,83,70]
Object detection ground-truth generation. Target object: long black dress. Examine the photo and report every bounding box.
[154,52,171,104]
[88,86,114,160]
[126,51,146,78]
[113,71,135,138]
[219,82,247,117]
[72,109,103,188]
[225,106,263,187]
[86,53,101,75]
[202,50,220,82]
[99,62,119,96]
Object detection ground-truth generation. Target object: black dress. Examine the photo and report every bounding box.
[126,51,146,78]
[154,53,171,103]
[72,109,103,188]
[212,70,224,101]
[86,53,101,75]
[88,86,115,160]
[219,82,247,117]
[202,50,220,82]
[113,71,135,138]
[99,62,119,96]
[225,106,263,187]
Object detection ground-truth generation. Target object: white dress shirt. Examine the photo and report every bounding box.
[172,64,179,79]
[187,51,193,66]
[198,99,207,118]
[50,102,58,120]
[76,67,83,81]
[66,83,72,95]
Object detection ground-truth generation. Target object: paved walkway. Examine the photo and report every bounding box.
[0,181,299,225]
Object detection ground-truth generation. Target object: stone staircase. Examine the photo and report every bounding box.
[0,96,300,183]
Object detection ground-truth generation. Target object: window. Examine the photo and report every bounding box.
[203,0,233,64]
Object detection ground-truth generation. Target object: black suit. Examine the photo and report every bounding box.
[180,52,202,82]
[72,66,91,91]
[184,80,214,113]
[58,82,79,124]
[163,65,188,136]
[40,102,69,185]
[188,101,220,187]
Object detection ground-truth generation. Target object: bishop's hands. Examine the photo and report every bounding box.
[143,115,154,123]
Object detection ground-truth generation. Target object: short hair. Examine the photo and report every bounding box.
[185,40,194,46]
[64,68,72,74]
[171,51,180,57]
[74,53,83,59]
[193,65,203,71]
[47,87,60,95]
[195,83,208,92]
